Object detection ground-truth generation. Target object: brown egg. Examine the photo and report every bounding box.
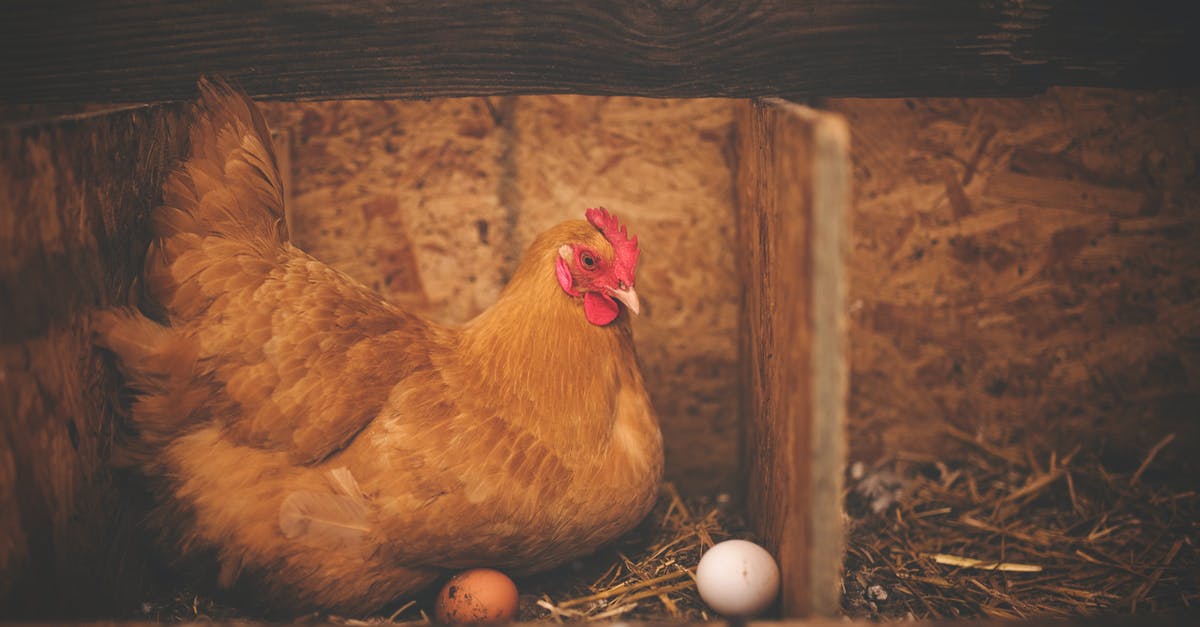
[434,568,519,624]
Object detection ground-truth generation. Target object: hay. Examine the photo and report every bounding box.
[379,482,745,623]
[135,590,243,622]
[517,482,742,622]
[843,428,1198,620]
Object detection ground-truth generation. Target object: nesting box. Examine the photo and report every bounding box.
[2,1,1198,623]
[0,92,851,620]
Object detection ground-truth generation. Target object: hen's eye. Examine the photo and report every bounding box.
[581,254,596,269]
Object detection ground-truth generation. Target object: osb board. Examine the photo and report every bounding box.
[0,105,191,616]
[257,96,740,496]
[257,98,505,321]
[826,90,1200,477]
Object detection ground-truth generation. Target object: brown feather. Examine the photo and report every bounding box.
[278,477,371,552]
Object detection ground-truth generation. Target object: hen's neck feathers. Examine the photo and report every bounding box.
[458,222,636,446]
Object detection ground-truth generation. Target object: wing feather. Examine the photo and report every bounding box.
[278,467,374,551]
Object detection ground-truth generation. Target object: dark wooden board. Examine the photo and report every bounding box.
[736,99,850,617]
[2,1,1199,104]
[0,104,190,617]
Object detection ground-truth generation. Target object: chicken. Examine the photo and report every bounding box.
[94,80,663,614]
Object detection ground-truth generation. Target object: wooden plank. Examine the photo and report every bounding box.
[805,102,850,619]
[2,1,1199,104]
[736,99,850,617]
[0,104,190,616]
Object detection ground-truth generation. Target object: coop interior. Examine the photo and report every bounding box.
[2,3,1199,625]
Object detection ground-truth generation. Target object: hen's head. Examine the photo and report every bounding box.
[554,207,641,326]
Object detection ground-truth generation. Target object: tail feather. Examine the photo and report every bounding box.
[93,308,215,448]
[148,77,288,318]
[93,308,195,384]
[156,78,287,245]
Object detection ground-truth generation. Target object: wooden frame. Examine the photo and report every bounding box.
[737,99,850,617]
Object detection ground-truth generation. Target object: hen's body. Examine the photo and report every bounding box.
[95,81,662,614]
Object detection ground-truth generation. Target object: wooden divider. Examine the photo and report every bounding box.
[736,99,850,617]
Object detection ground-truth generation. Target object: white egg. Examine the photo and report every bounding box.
[695,539,780,618]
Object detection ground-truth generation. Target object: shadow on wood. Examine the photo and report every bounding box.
[0,104,190,617]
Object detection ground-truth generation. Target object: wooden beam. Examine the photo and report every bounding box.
[736,99,850,617]
[2,1,1199,104]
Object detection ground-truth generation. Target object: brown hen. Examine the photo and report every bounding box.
[94,80,662,614]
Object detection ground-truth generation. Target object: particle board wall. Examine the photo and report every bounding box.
[257,98,505,321]
[258,96,741,496]
[827,89,1200,477]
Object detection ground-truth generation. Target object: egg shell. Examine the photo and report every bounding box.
[435,568,519,624]
[695,539,780,618]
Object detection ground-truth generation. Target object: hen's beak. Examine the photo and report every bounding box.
[608,286,640,316]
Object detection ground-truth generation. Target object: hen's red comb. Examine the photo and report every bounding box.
[586,207,640,284]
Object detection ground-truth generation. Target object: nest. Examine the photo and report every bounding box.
[843,427,1197,620]
[515,483,744,622]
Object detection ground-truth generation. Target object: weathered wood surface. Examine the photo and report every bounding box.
[3,1,1199,104]
[258,96,742,495]
[736,100,850,617]
[830,90,1200,478]
[0,106,191,616]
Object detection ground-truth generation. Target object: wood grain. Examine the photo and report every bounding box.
[0,104,190,616]
[2,1,1198,104]
[736,99,850,617]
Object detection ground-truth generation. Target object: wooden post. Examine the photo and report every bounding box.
[736,99,850,617]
